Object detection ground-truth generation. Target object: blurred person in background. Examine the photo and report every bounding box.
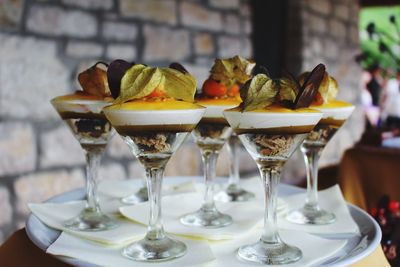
[382,69,400,129]
[362,64,384,128]
[366,63,384,108]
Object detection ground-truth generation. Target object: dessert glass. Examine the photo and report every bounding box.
[224,108,322,264]
[180,102,235,228]
[215,134,255,202]
[51,97,118,231]
[286,103,355,225]
[104,104,205,261]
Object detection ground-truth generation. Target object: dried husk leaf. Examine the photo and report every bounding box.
[78,65,111,97]
[316,72,330,103]
[116,66,162,103]
[327,76,338,101]
[210,55,255,88]
[278,77,299,103]
[161,68,196,102]
[242,74,279,111]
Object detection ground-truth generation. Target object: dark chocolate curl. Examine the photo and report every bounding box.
[293,63,326,109]
[107,59,133,99]
[169,62,188,74]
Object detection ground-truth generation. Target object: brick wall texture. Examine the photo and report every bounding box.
[0,0,363,243]
[0,0,253,243]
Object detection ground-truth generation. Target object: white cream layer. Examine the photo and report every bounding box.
[223,110,323,130]
[104,108,205,126]
[313,105,355,120]
[51,99,110,115]
[201,104,239,118]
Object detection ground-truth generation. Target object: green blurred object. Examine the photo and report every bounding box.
[359,6,400,72]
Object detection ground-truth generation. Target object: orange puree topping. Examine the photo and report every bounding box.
[196,97,241,106]
[311,100,353,109]
[229,104,319,113]
[52,92,110,102]
[106,98,203,110]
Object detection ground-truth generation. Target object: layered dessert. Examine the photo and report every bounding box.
[103,60,204,262]
[224,69,323,163]
[180,56,255,228]
[193,56,255,150]
[51,62,118,231]
[224,64,324,265]
[52,62,113,152]
[286,69,355,225]
[104,61,205,162]
[298,72,355,148]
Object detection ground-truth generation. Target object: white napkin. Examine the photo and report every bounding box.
[98,179,197,199]
[47,232,215,267]
[28,201,145,246]
[208,229,347,267]
[279,185,360,235]
[120,192,265,240]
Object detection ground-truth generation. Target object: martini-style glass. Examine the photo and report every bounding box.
[286,103,355,225]
[104,105,205,261]
[215,134,255,202]
[224,109,322,264]
[180,104,234,228]
[51,97,119,231]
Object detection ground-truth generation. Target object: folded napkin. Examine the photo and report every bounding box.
[47,232,215,267]
[98,179,197,199]
[279,185,360,235]
[208,228,347,267]
[28,201,145,246]
[120,192,265,240]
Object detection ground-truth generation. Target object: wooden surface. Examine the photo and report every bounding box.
[338,145,400,211]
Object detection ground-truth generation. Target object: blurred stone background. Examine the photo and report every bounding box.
[0,0,363,243]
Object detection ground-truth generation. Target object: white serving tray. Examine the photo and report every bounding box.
[26,176,381,267]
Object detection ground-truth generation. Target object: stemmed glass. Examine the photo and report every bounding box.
[216,134,255,202]
[180,113,233,228]
[224,110,322,264]
[51,97,119,231]
[286,104,355,225]
[104,106,205,261]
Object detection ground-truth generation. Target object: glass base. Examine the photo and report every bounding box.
[64,208,119,231]
[286,206,336,225]
[238,239,302,265]
[215,184,255,202]
[180,207,233,228]
[121,186,148,204]
[122,235,187,262]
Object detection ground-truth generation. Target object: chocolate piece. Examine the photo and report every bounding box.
[293,63,326,109]
[107,59,134,99]
[169,62,188,74]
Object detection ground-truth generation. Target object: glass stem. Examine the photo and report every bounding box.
[84,148,104,213]
[145,166,165,240]
[227,136,240,187]
[259,164,282,244]
[301,145,323,210]
[201,150,218,212]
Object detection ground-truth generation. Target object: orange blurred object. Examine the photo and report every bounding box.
[228,84,240,97]
[312,91,324,105]
[203,79,227,97]
[147,88,166,98]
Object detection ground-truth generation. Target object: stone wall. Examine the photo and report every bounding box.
[0,0,253,243]
[283,0,365,181]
